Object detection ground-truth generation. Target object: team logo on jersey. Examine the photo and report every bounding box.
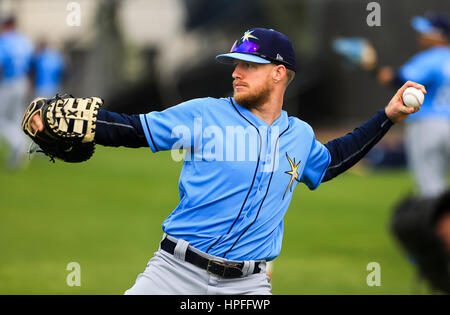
[283,153,301,200]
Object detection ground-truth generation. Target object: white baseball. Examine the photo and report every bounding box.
[402,87,424,108]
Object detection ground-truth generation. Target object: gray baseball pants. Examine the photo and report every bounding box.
[405,119,450,197]
[0,78,29,166]
[125,234,272,295]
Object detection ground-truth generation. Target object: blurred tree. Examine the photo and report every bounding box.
[179,0,320,118]
[82,0,126,101]
[183,0,264,32]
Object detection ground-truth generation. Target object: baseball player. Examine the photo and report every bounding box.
[376,13,450,198]
[31,39,65,98]
[26,28,425,294]
[0,16,34,170]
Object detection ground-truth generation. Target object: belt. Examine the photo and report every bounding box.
[160,236,262,279]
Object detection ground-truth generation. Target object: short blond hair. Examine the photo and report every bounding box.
[286,69,295,87]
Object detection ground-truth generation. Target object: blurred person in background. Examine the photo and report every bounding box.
[31,39,65,98]
[392,189,450,293]
[334,12,450,292]
[0,16,34,170]
[376,12,450,198]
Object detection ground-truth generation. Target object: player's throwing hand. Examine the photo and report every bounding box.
[385,81,426,123]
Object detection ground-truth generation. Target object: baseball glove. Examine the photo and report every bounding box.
[391,191,450,293]
[21,94,103,163]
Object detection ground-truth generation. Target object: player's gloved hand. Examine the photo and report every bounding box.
[384,81,426,123]
[29,112,44,133]
[21,94,103,162]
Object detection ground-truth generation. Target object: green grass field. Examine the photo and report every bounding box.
[0,146,426,294]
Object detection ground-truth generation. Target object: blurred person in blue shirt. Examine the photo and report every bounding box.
[376,13,450,198]
[0,16,34,170]
[32,39,65,98]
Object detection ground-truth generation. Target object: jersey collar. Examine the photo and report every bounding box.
[230,98,289,130]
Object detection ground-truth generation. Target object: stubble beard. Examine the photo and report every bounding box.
[233,78,273,110]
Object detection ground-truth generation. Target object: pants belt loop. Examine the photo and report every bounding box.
[242,260,255,276]
[174,238,190,261]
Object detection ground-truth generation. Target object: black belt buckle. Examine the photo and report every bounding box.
[206,260,243,278]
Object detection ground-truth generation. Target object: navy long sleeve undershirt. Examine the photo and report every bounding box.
[95,110,148,148]
[95,108,394,182]
[322,109,393,182]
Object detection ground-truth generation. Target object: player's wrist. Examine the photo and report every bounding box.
[383,107,397,124]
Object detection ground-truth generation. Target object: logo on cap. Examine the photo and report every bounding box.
[241,30,259,42]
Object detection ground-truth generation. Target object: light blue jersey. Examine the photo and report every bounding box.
[0,30,34,83]
[140,97,331,261]
[398,46,450,121]
[33,48,64,97]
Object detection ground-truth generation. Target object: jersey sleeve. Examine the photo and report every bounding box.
[397,50,436,85]
[300,136,331,190]
[139,98,205,153]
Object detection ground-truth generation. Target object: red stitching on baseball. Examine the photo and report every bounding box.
[404,92,421,107]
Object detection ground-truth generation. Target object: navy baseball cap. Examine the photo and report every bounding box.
[216,28,297,72]
[411,13,450,37]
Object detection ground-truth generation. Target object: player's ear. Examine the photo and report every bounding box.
[272,65,286,84]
